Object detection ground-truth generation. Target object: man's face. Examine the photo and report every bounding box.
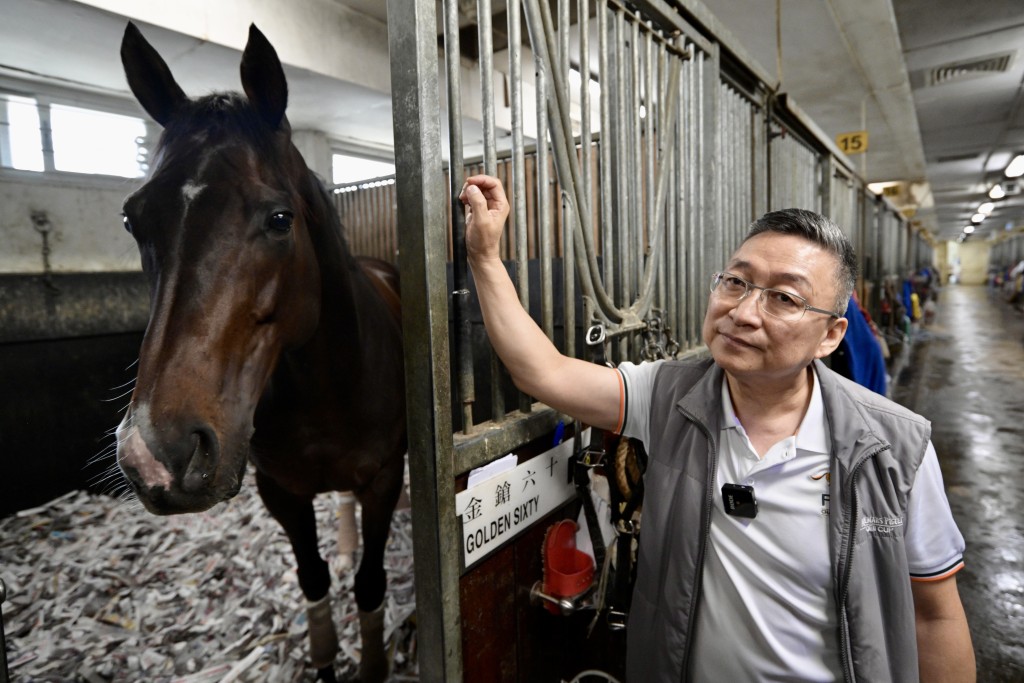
[701,232,848,384]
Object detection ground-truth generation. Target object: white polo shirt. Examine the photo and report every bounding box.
[617,360,965,682]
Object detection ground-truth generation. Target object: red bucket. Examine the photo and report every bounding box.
[542,519,595,613]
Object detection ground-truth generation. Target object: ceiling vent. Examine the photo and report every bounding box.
[917,51,1016,87]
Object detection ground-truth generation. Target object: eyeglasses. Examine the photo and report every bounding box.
[709,271,841,322]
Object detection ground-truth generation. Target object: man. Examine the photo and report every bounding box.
[460,174,975,682]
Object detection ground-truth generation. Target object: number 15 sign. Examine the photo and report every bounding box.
[836,130,869,155]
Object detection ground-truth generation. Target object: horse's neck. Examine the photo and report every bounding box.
[291,178,374,374]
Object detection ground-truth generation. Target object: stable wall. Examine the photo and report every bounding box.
[957,240,992,285]
[0,172,142,273]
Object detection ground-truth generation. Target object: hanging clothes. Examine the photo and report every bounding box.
[832,293,888,396]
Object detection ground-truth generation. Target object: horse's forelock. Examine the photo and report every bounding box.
[159,92,277,155]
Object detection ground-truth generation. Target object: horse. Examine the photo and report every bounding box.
[115,22,407,683]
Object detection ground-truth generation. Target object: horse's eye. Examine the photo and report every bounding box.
[122,215,134,235]
[268,211,293,233]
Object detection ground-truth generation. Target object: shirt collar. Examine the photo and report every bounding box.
[720,366,831,455]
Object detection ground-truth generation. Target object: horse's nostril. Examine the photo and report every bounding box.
[182,427,218,492]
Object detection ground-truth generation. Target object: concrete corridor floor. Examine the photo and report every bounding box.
[889,284,1024,681]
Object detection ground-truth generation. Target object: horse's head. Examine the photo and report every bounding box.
[116,23,323,513]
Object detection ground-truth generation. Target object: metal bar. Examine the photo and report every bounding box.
[538,63,554,339]
[508,0,532,414]
[452,405,565,476]
[563,192,576,357]
[598,1,614,303]
[559,0,575,360]
[478,0,497,175]
[444,0,474,434]
[386,0,461,680]
[614,9,628,317]
[629,18,642,312]
[634,53,681,315]
[476,0,505,422]
[524,0,623,325]
[579,0,592,269]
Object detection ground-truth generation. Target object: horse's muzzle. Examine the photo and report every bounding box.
[116,409,243,514]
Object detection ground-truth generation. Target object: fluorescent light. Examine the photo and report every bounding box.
[971,213,985,223]
[990,184,1006,199]
[1006,154,1024,178]
[979,202,994,215]
[963,225,975,234]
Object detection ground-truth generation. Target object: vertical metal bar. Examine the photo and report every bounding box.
[579,0,592,285]
[477,0,505,421]
[614,9,628,315]
[563,191,576,357]
[558,0,575,358]
[479,0,497,175]
[673,49,686,347]
[509,0,532,414]
[444,0,474,434]
[599,1,614,301]
[701,44,720,296]
[386,0,461,680]
[537,64,554,339]
[629,19,642,311]
[644,27,656,285]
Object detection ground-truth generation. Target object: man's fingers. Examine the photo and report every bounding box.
[462,183,487,217]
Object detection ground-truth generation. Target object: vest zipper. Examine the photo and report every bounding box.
[680,411,717,682]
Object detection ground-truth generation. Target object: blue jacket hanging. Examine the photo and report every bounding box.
[834,294,887,396]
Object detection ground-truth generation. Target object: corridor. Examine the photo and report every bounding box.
[890,284,1024,681]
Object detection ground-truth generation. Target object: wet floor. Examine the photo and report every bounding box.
[890,285,1024,682]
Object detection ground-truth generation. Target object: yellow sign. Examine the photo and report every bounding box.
[836,130,869,155]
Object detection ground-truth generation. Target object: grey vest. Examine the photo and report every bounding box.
[625,357,930,683]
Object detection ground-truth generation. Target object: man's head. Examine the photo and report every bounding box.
[745,208,857,316]
[702,209,854,385]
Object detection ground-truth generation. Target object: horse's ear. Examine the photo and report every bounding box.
[120,22,188,127]
[240,24,288,130]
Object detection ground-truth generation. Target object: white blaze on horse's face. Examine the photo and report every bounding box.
[181,181,206,205]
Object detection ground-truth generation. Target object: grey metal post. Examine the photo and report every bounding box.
[387,0,462,679]
[508,0,532,414]
[444,0,475,435]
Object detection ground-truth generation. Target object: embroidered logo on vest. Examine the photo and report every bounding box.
[861,515,904,535]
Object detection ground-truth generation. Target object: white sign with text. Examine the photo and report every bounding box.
[456,429,588,571]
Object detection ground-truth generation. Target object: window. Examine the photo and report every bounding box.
[50,104,147,177]
[332,153,395,185]
[0,93,148,178]
[0,95,44,171]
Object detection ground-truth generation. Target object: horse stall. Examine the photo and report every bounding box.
[0,1,936,682]
[386,0,930,681]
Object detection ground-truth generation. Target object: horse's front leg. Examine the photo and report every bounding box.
[255,471,338,681]
[353,459,404,683]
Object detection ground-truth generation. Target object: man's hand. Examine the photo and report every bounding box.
[460,174,511,262]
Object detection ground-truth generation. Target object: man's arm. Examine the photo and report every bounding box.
[912,574,975,682]
[460,175,621,431]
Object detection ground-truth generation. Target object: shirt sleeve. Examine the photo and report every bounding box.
[615,360,664,448]
[904,441,966,581]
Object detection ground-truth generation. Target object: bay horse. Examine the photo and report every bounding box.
[115,22,407,682]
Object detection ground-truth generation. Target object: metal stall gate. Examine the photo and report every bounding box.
[385,0,933,679]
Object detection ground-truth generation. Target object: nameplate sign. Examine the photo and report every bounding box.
[456,429,587,571]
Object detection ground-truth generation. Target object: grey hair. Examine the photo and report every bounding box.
[744,208,857,316]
